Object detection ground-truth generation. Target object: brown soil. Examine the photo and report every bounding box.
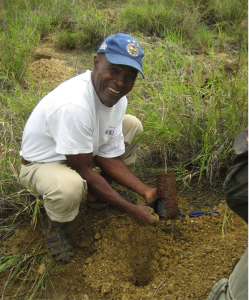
[26,58,75,90]
[1,192,247,300]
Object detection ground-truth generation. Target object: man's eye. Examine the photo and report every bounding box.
[127,75,135,81]
[110,68,118,73]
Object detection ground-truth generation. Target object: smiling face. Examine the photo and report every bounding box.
[91,54,138,107]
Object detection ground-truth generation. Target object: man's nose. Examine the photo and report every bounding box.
[114,73,126,87]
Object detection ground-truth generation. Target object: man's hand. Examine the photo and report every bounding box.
[131,205,159,226]
[65,153,159,227]
[94,156,159,204]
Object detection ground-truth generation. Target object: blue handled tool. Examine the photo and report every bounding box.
[189,209,223,217]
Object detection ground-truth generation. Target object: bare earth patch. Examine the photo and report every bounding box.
[27,58,75,90]
[1,194,247,300]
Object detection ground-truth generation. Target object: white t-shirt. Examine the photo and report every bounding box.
[20,70,127,163]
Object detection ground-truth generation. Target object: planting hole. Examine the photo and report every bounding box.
[133,267,154,287]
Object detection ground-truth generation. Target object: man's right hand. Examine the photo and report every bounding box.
[131,205,159,226]
[65,153,160,226]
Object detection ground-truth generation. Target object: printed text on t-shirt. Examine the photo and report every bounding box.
[105,126,116,137]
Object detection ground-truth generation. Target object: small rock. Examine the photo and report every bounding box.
[37,263,46,275]
[95,232,101,239]
[146,292,153,298]
[101,283,111,296]
[168,283,174,293]
[206,248,213,253]
[158,248,167,255]
[85,257,92,264]
[82,295,89,300]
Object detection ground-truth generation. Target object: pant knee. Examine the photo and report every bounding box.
[58,178,83,209]
[43,174,87,221]
[123,115,143,143]
[133,117,143,136]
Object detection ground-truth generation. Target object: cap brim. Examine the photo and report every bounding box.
[105,53,144,79]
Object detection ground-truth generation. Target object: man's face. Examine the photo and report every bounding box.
[91,54,138,107]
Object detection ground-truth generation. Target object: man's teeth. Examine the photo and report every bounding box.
[109,87,120,94]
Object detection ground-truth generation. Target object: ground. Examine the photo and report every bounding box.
[1,190,248,300]
[1,42,247,300]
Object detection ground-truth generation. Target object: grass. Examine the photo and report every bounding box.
[198,0,247,25]
[0,0,248,298]
[128,34,247,183]
[1,252,54,300]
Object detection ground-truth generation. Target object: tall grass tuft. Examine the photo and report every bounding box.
[196,0,248,25]
[128,35,248,182]
[120,0,201,42]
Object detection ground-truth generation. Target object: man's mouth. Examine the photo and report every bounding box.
[108,87,120,94]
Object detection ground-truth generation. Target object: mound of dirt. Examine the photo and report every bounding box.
[27,58,75,90]
[1,197,247,300]
[77,206,247,300]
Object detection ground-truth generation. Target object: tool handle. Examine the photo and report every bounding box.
[189,212,203,217]
[189,210,220,217]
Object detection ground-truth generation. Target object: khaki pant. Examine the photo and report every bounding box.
[207,247,248,300]
[19,115,143,222]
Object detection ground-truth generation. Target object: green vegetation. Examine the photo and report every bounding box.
[0,0,247,298]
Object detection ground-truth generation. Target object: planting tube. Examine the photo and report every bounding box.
[156,173,178,219]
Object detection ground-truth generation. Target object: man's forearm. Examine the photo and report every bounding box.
[65,154,158,226]
[94,156,152,199]
[83,167,158,226]
[79,166,136,214]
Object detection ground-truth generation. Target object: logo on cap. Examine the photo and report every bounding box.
[99,42,108,50]
[127,43,139,57]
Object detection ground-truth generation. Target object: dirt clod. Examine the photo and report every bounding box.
[37,263,46,275]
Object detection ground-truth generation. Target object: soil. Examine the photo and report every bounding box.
[27,57,75,90]
[1,190,248,300]
[1,41,247,300]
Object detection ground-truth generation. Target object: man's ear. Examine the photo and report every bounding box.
[93,55,100,71]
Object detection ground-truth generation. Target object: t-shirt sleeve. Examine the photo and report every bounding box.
[97,122,125,158]
[47,104,93,155]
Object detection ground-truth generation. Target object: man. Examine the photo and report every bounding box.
[19,33,159,263]
[207,127,248,300]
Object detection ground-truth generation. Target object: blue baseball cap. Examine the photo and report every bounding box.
[97,33,144,78]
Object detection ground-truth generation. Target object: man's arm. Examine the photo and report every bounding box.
[65,153,158,226]
[94,156,158,204]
